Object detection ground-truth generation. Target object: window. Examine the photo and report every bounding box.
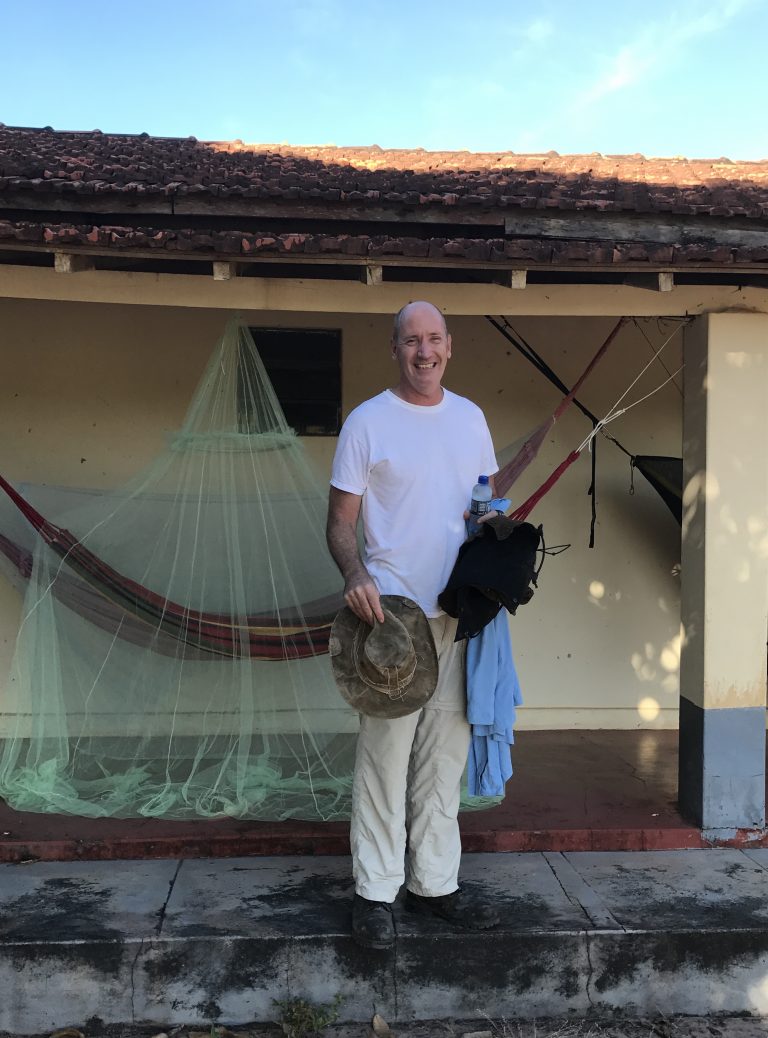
[249,327,342,436]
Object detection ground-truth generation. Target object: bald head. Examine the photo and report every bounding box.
[392,301,448,344]
[389,299,452,406]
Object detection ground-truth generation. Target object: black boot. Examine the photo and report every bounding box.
[352,894,395,949]
[405,887,499,929]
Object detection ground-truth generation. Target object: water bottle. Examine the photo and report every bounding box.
[467,475,492,536]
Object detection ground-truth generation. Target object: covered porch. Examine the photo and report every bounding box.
[0,130,767,851]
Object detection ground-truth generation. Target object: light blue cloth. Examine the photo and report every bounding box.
[465,609,522,797]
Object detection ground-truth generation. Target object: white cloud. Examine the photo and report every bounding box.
[523,18,554,43]
[572,0,754,112]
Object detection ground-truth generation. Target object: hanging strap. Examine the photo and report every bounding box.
[553,317,626,420]
[510,451,582,521]
[487,316,634,459]
[493,318,632,498]
[588,427,598,549]
[509,355,685,523]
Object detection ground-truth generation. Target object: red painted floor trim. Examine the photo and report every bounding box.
[1,730,764,862]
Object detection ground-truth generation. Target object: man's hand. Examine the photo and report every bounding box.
[463,508,499,524]
[344,572,385,626]
[327,487,385,625]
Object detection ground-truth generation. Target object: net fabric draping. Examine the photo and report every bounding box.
[0,321,360,820]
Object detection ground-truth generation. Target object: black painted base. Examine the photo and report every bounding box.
[678,695,765,830]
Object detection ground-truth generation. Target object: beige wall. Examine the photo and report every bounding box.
[0,296,684,728]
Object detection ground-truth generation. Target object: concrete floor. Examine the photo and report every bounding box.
[0,730,726,863]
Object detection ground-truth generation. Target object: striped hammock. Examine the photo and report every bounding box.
[0,473,338,661]
[0,319,627,661]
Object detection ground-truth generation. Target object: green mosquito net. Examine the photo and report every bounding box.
[0,321,359,820]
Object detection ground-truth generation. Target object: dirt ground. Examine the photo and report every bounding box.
[19,1017,768,1038]
[354,1019,768,1038]
[303,1018,768,1038]
[285,1019,768,1038]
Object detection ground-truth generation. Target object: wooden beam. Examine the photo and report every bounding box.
[54,251,94,274]
[1,187,765,247]
[623,272,676,292]
[505,211,768,249]
[0,192,174,216]
[174,198,505,226]
[658,271,675,292]
[3,245,766,285]
[493,269,527,288]
[0,242,727,273]
[364,264,383,286]
[0,190,504,227]
[212,261,240,281]
[2,263,766,317]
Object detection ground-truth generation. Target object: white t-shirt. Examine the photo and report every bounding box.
[330,389,498,616]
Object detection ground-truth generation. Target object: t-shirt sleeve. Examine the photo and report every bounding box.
[330,421,370,496]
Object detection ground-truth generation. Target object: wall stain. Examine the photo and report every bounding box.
[142,936,284,1016]
[594,930,768,994]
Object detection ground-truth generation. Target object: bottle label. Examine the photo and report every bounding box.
[470,500,491,516]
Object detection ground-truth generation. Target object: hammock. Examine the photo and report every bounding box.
[489,317,685,527]
[0,321,358,820]
[494,317,627,497]
[505,329,685,523]
[0,475,337,661]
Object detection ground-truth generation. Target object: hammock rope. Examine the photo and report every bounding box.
[494,317,627,497]
[489,316,691,477]
[487,316,635,460]
[509,329,686,522]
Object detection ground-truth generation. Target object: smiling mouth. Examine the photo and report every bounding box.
[414,362,437,370]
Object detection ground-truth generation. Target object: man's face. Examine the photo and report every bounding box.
[391,303,452,405]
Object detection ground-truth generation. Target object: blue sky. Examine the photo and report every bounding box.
[2,0,767,159]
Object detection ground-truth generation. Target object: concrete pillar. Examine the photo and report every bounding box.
[679,313,768,833]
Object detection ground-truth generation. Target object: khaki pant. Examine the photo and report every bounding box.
[350,614,470,902]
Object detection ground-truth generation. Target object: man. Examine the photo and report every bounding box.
[326,300,499,949]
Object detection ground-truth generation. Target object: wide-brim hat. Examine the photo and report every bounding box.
[329,595,438,718]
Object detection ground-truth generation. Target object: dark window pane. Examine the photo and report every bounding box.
[249,327,342,436]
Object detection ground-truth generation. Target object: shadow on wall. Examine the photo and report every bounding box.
[582,462,682,723]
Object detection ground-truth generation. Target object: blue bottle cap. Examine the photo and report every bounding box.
[477,475,489,484]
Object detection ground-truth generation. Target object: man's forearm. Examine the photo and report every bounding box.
[326,515,368,584]
[327,488,384,624]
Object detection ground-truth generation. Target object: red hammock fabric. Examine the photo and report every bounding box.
[509,451,582,522]
[0,474,339,661]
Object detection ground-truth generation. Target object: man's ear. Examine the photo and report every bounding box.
[446,333,452,359]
